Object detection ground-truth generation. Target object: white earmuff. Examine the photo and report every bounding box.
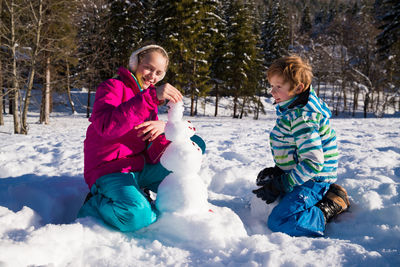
[129,45,168,77]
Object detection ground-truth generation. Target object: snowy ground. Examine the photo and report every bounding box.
[0,94,399,266]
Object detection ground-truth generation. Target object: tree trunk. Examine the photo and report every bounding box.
[8,91,13,115]
[86,78,92,118]
[40,56,51,124]
[203,96,206,116]
[194,94,198,116]
[375,87,380,114]
[45,56,51,123]
[342,78,347,113]
[255,95,260,120]
[21,68,35,134]
[364,92,370,118]
[331,82,335,105]
[21,0,43,134]
[0,56,3,126]
[352,87,359,117]
[190,88,195,116]
[66,59,76,114]
[12,89,20,133]
[335,88,341,116]
[10,0,21,133]
[239,97,246,119]
[214,83,219,117]
[233,94,238,118]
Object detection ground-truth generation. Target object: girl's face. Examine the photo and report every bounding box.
[135,51,167,89]
[268,75,294,104]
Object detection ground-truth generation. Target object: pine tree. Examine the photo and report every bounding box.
[107,0,152,70]
[261,1,290,68]
[50,0,80,115]
[153,0,217,116]
[209,0,229,117]
[375,0,400,60]
[246,0,267,120]
[225,0,260,118]
[77,0,111,118]
[299,5,312,36]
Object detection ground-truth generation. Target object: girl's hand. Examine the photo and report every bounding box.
[135,120,166,141]
[156,83,183,103]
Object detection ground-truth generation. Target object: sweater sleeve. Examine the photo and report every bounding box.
[286,111,324,186]
[90,79,161,139]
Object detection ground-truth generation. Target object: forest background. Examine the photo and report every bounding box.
[0,0,399,134]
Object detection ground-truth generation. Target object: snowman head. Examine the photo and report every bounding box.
[164,101,196,142]
[166,101,184,123]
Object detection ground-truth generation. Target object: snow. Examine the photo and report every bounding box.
[0,93,399,266]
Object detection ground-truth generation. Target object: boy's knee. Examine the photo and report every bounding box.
[267,212,281,232]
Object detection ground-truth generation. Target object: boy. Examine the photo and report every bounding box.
[252,55,350,237]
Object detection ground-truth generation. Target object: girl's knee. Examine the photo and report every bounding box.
[107,200,157,232]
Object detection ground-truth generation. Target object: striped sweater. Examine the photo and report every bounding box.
[270,87,339,188]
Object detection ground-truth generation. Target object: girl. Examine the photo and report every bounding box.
[78,45,205,232]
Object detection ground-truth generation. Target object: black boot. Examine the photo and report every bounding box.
[316,184,350,223]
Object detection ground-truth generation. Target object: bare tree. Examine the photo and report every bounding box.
[39,55,51,124]
[2,0,26,133]
[21,0,43,132]
[65,58,75,114]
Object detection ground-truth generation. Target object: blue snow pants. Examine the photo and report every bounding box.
[268,180,331,237]
[77,162,171,232]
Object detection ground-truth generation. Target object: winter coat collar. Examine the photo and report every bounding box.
[275,87,310,113]
[275,86,332,118]
[117,67,142,95]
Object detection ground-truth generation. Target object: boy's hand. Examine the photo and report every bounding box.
[252,176,283,204]
[253,171,294,204]
[256,166,284,186]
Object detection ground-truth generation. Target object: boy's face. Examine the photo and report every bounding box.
[268,75,294,104]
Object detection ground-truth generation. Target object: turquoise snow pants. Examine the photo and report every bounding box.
[77,163,171,232]
[268,180,331,237]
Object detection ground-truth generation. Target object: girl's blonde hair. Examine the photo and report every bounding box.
[267,55,313,94]
[137,47,169,68]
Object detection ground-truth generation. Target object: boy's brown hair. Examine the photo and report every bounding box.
[267,55,313,95]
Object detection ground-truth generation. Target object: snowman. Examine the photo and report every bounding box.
[155,101,208,214]
[150,101,247,249]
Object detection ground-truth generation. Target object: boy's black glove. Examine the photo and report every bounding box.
[252,174,286,204]
[253,166,294,204]
[256,166,284,186]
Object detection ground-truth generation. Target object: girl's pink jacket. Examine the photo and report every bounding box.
[84,67,169,188]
